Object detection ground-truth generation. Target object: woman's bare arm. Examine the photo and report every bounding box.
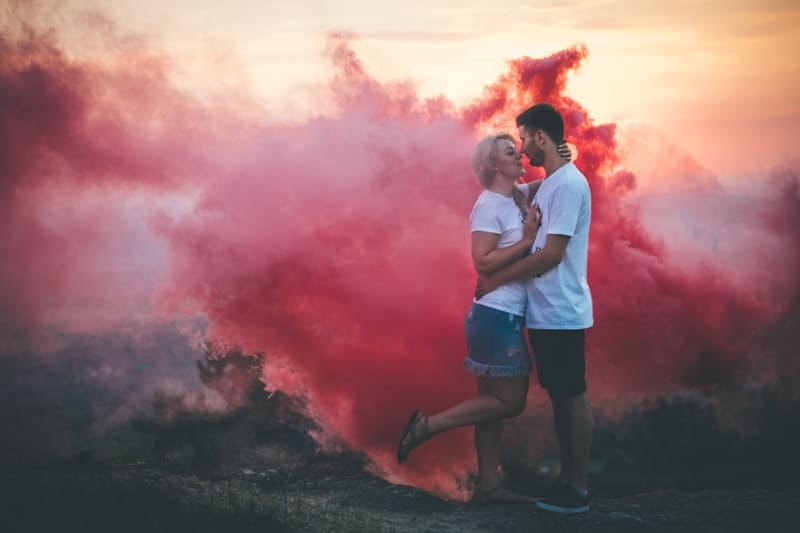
[471,210,541,275]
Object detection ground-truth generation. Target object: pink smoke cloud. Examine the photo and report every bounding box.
[2,6,797,497]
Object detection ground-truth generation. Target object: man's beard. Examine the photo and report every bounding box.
[527,147,545,167]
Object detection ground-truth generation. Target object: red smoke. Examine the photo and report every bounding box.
[0,14,257,337]
[155,35,799,494]
[3,9,798,497]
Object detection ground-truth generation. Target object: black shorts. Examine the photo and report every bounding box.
[528,329,586,398]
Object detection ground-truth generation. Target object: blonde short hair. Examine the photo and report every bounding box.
[471,133,515,188]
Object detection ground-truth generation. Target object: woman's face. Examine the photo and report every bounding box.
[492,138,524,180]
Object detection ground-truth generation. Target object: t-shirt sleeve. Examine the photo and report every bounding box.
[546,182,582,237]
[469,200,502,234]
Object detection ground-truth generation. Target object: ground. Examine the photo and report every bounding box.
[1,460,796,533]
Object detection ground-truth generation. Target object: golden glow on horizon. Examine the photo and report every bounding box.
[67,0,799,178]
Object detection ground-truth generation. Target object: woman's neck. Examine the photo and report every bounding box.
[487,175,515,197]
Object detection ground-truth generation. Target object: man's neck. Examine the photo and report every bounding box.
[543,154,569,178]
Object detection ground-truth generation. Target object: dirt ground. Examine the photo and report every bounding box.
[1,460,796,533]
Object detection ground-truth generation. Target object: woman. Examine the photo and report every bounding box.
[396,134,570,503]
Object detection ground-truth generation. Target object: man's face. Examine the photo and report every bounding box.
[518,125,544,167]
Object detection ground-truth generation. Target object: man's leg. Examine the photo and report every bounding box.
[551,392,593,490]
[530,328,592,513]
[550,393,573,484]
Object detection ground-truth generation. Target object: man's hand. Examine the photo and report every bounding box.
[475,274,500,299]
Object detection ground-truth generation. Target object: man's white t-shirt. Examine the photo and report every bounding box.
[469,187,529,317]
[527,163,593,329]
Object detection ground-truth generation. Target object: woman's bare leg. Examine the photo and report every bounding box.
[475,420,502,488]
[427,374,529,435]
[399,374,529,470]
[474,379,503,489]
[474,376,528,489]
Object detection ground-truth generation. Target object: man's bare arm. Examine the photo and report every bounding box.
[476,234,570,297]
[472,231,532,275]
[472,208,541,274]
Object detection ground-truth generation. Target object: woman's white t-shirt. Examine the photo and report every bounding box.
[469,186,529,317]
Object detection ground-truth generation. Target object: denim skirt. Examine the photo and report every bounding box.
[463,302,532,378]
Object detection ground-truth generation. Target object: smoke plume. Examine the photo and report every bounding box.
[2,4,797,497]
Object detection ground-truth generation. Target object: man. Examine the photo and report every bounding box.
[476,103,594,514]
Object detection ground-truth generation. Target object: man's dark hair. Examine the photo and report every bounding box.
[516,103,564,143]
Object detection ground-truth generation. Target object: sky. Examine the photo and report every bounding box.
[74,0,800,181]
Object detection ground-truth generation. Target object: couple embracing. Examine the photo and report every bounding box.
[398,103,594,515]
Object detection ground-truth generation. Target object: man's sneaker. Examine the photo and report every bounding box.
[535,485,590,514]
[533,479,565,503]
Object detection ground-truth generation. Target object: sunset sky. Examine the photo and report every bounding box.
[72,0,800,180]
